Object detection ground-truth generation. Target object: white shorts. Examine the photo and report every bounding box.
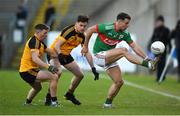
[93,51,118,70]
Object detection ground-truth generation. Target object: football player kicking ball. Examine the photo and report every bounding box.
[19,24,61,107]
[81,12,159,108]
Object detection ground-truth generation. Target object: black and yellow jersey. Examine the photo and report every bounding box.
[50,25,85,55]
[19,36,47,72]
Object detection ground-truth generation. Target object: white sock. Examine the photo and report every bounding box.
[148,61,152,69]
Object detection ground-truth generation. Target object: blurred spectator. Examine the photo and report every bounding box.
[16,0,28,29]
[148,15,171,82]
[169,20,180,82]
[44,1,56,30]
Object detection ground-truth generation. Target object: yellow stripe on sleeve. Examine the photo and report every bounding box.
[35,39,40,49]
[61,26,74,38]
[59,36,67,42]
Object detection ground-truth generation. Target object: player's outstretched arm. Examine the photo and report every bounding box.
[85,51,99,80]
[55,37,65,54]
[31,50,58,73]
[81,25,96,55]
[129,41,147,59]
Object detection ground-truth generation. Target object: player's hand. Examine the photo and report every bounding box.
[48,65,59,74]
[91,67,99,81]
[81,45,88,56]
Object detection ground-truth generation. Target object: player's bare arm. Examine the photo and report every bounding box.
[31,50,58,74]
[81,25,96,55]
[31,50,49,68]
[84,51,99,80]
[129,41,147,59]
[55,37,65,54]
[84,51,95,68]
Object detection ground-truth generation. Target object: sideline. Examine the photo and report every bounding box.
[125,80,180,101]
[102,76,180,101]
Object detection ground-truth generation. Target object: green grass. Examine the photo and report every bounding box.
[0,70,180,115]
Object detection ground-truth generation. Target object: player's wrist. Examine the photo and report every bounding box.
[83,45,88,48]
[45,64,50,69]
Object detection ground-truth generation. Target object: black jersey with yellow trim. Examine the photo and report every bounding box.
[50,25,85,55]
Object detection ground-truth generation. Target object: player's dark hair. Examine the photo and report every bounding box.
[35,24,50,30]
[77,15,89,23]
[156,15,164,22]
[117,12,131,21]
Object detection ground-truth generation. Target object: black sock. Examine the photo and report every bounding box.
[68,89,74,94]
[105,98,112,104]
[51,97,57,102]
[26,99,32,104]
[46,93,51,98]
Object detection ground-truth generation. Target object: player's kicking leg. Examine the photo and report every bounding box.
[105,48,159,70]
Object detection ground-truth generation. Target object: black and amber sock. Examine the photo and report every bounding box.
[26,99,32,104]
[105,98,112,104]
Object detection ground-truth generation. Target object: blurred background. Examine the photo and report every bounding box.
[0,0,179,78]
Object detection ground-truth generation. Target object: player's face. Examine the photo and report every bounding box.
[75,22,88,33]
[39,29,49,40]
[118,18,130,31]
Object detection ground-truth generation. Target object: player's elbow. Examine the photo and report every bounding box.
[87,26,96,35]
[32,55,39,64]
[121,48,128,55]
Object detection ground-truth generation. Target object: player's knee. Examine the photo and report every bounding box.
[56,71,62,79]
[79,74,84,79]
[51,74,59,81]
[57,73,62,79]
[121,48,128,54]
[115,80,124,87]
[58,67,62,75]
[77,73,84,79]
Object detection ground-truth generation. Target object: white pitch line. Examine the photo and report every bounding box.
[124,80,180,101]
[101,76,180,101]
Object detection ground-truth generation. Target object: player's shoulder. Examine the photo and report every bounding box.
[102,23,114,30]
[28,36,37,45]
[61,25,75,38]
[28,36,40,49]
[61,25,75,34]
[122,30,130,36]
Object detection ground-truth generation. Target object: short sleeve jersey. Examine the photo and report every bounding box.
[50,25,85,55]
[93,23,133,54]
[19,36,47,72]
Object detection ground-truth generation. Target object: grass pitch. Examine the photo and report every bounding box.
[0,70,180,115]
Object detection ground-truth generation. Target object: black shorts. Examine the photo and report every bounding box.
[47,54,74,65]
[19,68,40,84]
